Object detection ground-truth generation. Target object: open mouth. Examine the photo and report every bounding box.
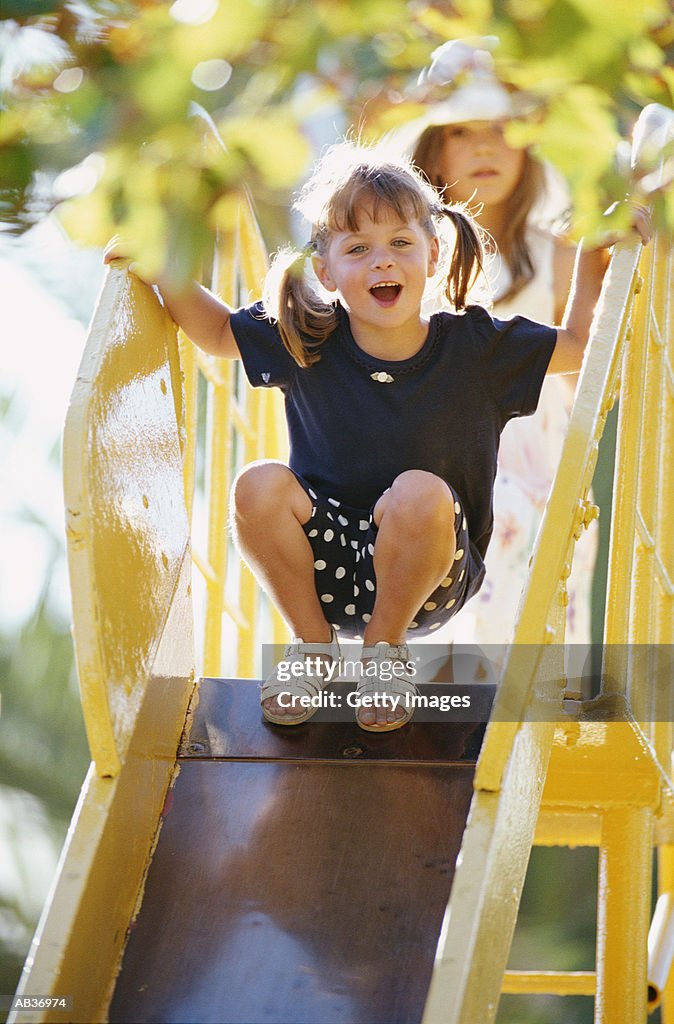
[369,282,402,306]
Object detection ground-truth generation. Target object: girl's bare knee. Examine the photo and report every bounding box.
[231,462,290,518]
[231,462,310,521]
[386,470,455,527]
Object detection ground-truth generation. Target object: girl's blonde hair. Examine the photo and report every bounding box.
[412,124,547,301]
[263,143,485,368]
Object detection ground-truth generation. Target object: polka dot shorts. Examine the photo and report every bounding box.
[295,473,481,640]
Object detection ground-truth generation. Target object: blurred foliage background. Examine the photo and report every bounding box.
[2,0,674,276]
[1,1,673,1021]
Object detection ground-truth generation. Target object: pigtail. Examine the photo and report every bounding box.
[440,206,485,311]
[262,246,337,368]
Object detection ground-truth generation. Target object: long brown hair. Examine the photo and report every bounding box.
[263,143,486,368]
[413,124,547,300]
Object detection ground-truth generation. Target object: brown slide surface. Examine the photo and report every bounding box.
[110,679,488,1024]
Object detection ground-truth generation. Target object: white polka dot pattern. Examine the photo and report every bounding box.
[300,478,476,638]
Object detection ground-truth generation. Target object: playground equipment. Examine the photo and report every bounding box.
[9,105,674,1023]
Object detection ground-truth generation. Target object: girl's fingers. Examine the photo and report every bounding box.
[103,234,124,263]
[103,234,148,266]
[597,199,653,249]
[631,205,653,245]
[102,240,157,284]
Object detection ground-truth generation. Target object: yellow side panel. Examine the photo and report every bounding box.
[10,265,196,1022]
[63,264,193,775]
[11,553,193,1024]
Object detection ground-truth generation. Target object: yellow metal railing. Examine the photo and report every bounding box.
[609,230,674,778]
[421,104,674,1024]
[179,195,288,679]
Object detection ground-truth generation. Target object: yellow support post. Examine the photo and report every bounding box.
[178,194,288,680]
[595,807,653,1024]
[202,360,233,675]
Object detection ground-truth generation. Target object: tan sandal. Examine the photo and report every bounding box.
[260,628,341,725]
[356,641,419,733]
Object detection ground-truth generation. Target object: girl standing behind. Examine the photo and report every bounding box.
[410,39,598,652]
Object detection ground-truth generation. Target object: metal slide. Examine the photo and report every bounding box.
[109,680,485,1024]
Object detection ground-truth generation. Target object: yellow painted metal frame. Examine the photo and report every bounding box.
[422,218,674,1022]
[10,266,195,1023]
[179,195,288,679]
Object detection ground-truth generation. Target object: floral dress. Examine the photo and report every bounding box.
[432,227,598,650]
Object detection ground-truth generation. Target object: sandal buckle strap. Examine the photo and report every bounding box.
[361,641,410,662]
[261,627,341,710]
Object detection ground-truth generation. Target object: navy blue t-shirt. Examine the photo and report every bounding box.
[230,301,556,567]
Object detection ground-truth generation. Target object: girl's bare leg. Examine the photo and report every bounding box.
[231,461,333,719]
[360,470,458,727]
